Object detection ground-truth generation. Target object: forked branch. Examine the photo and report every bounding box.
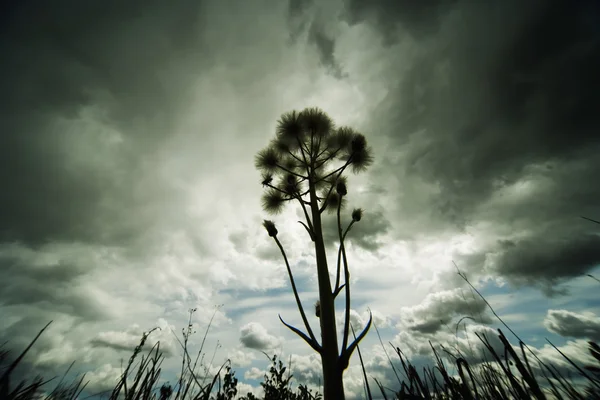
[340,311,373,371]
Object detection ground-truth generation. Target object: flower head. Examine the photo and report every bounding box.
[352,208,363,222]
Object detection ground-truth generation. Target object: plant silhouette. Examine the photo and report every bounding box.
[255,107,374,399]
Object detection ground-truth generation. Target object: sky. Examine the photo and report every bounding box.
[1,0,600,398]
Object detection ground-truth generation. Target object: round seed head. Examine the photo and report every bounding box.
[349,145,374,173]
[351,133,367,153]
[276,110,305,147]
[282,156,298,172]
[261,190,286,214]
[352,208,363,222]
[332,127,355,150]
[299,107,334,137]
[336,176,347,196]
[280,173,300,195]
[323,191,345,213]
[255,146,280,172]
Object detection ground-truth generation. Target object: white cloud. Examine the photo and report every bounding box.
[239,322,283,351]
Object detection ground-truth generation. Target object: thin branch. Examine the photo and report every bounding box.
[286,149,304,164]
[340,206,353,355]
[279,315,322,353]
[298,221,315,241]
[581,216,600,224]
[340,311,373,370]
[263,182,293,197]
[296,136,312,181]
[275,163,307,179]
[273,236,318,345]
[314,146,342,170]
[296,192,316,237]
[318,162,351,214]
[334,220,355,297]
[333,284,346,298]
[315,130,323,161]
[588,274,600,284]
[318,155,353,183]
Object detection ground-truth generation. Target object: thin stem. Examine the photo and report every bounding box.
[318,158,352,214]
[296,137,311,177]
[334,221,355,297]
[295,193,315,238]
[340,311,373,371]
[273,236,318,346]
[275,163,307,179]
[351,324,373,400]
[314,146,342,170]
[279,315,321,353]
[318,155,353,183]
[315,130,323,161]
[263,183,294,197]
[286,149,304,164]
[340,210,352,355]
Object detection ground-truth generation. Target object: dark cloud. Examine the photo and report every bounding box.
[286,0,345,78]
[342,0,459,42]
[287,0,314,40]
[90,326,177,357]
[321,208,390,252]
[0,0,209,247]
[492,234,600,289]
[544,309,600,342]
[352,0,600,288]
[0,243,110,320]
[307,20,346,79]
[401,289,492,334]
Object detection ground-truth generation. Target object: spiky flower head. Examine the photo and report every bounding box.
[299,107,334,137]
[351,133,367,153]
[255,146,280,172]
[281,156,298,172]
[276,110,304,149]
[280,173,300,195]
[261,190,286,214]
[262,220,278,237]
[323,191,345,213]
[352,208,363,222]
[329,126,355,150]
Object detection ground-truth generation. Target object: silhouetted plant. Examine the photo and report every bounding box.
[255,107,374,399]
[238,355,322,400]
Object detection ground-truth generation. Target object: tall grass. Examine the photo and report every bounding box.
[1,276,599,399]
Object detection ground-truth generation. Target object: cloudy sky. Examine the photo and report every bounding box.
[1,0,600,398]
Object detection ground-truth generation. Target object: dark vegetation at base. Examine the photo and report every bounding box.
[1,274,599,400]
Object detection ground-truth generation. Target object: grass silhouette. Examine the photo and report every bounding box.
[1,271,599,400]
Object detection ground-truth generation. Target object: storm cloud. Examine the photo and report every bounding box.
[1,0,599,397]
[346,0,600,288]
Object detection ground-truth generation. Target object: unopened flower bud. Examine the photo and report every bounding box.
[315,300,321,318]
[336,180,347,196]
[352,208,363,222]
[262,220,278,237]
